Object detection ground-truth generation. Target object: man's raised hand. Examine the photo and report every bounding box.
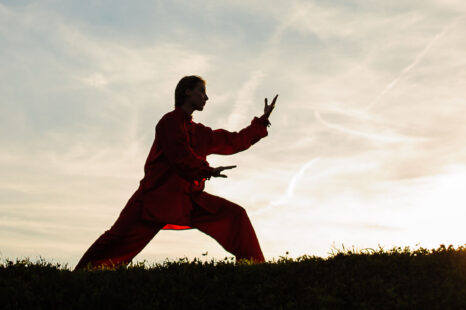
[211,165,237,178]
[264,94,278,119]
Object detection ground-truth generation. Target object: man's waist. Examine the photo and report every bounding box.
[191,178,206,192]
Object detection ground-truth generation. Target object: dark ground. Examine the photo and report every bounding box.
[1,245,466,309]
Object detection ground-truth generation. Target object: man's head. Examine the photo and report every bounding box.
[174,75,208,111]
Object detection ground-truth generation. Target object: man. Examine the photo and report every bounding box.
[74,75,278,271]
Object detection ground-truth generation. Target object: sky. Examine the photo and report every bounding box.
[1,0,466,268]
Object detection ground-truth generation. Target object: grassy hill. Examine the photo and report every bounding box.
[1,245,466,309]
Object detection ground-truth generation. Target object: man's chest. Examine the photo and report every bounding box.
[185,122,208,157]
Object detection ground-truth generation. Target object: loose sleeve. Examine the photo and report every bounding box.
[157,116,214,181]
[207,114,271,155]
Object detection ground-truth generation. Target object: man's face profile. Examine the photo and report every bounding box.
[185,82,208,111]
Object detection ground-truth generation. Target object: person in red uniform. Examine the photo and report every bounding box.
[74,75,278,271]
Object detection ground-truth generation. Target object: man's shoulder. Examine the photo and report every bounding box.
[157,109,183,127]
[191,120,214,135]
[161,108,181,120]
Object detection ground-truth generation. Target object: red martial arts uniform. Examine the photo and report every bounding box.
[74,106,270,270]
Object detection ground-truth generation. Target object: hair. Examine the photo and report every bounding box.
[174,75,206,107]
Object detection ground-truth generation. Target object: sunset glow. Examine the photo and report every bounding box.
[1,0,465,267]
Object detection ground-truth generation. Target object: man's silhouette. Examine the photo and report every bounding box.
[74,75,278,271]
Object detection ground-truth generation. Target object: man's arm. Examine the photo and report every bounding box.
[206,114,270,155]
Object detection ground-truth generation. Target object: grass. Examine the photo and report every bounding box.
[1,244,466,309]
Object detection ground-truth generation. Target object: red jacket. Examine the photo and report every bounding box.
[135,106,270,230]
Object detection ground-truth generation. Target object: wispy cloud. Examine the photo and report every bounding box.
[364,16,464,111]
[251,158,319,216]
[1,0,466,265]
[225,70,264,129]
[314,111,428,143]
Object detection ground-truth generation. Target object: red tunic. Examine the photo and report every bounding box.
[136,106,270,230]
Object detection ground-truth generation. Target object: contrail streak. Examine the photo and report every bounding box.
[285,158,319,198]
[314,111,427,143]
[254,16,462,221]
[364,17,461,111]
[251,158,319,216]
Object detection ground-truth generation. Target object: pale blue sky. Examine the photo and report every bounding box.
[1,0,466,267]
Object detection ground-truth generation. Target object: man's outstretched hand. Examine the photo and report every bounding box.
[263,94,278,119]
[211,165,237,178]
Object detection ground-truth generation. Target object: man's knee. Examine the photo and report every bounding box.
[214,197,249,220]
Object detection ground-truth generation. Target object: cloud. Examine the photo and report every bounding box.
[250,158,319,216]
[223,70,265,129]
[314,111,428,143]
[2,0,466,265]
[364,16,463,111]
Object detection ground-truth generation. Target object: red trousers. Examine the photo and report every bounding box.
[74,197,265,271]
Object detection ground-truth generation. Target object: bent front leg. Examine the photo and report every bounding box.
[190,198,265,263]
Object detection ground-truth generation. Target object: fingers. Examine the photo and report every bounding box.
[212,173,228,178]
[211,165,236,178]
[220,165,237,170]
[264,94,278,107]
